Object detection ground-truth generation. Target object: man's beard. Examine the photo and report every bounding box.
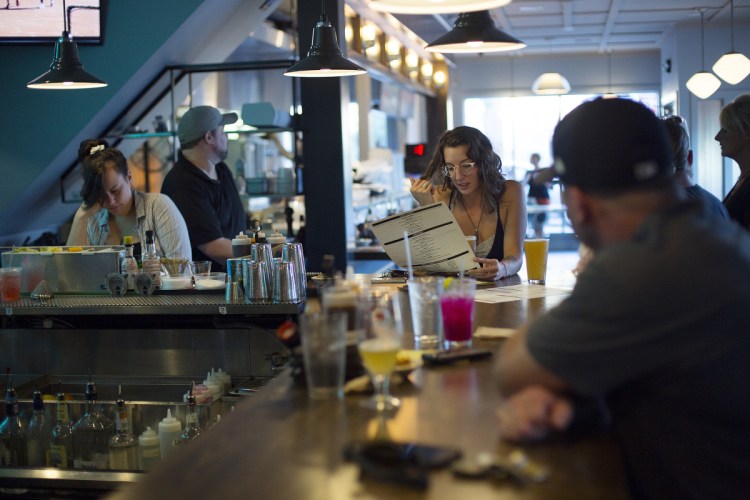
[212,143,228,162]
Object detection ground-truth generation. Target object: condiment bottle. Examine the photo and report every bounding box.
[26,389,53,466]
[137,426,161,470]
[109,386,138,471]
[266,231,286,246]
[142,230,161,287]
[202,372,222,401]
[232,231,253,258]
[214,368,232,393]
[157,409,181,460]
[121,236,139,291]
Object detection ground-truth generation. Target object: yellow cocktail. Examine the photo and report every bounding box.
[359,338,400,376]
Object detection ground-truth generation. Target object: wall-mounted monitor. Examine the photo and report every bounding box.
[0,0,101,44]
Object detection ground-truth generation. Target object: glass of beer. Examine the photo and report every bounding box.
[358,292,404,411]
[524,239,550,284]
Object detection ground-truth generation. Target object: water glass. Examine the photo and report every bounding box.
[407,276,444,350]
[190,261,212,276]
[299,311,347,400]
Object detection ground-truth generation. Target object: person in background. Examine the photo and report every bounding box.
[663,115,728,220]
[161,106,246,271]
[495,98,750,498]
[523,152,552,238]
[715,94,750,230]
[67,139,192,261]
[410,126,526,281]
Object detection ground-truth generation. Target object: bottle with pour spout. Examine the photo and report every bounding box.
[26,389,53,466]
[49,391,74,468]
[109,386,138,471]
[142,230,161,287]
[176,385,201,446]
[0,375,27,466]
[121,236,139,291]
[71,375,113,470]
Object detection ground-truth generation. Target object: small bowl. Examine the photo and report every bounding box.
[160,276,193,290]
[195,272,227,290]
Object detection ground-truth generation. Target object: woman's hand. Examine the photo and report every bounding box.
[468,257,508,281]
[410,178,435,206]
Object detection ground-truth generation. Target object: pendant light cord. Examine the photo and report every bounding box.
[699,9,706,68]
[63,0,67,32]
[730,0,735,51]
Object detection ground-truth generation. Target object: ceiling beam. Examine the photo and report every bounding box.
[599,0,624,52]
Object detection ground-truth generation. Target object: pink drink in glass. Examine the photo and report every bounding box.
[440,295,474,347]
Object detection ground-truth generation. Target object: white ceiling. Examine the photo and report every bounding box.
[388,0,749,56]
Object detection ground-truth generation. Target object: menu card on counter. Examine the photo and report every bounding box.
[370,202,479,273]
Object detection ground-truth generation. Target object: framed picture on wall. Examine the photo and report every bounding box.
[0,0,102,44]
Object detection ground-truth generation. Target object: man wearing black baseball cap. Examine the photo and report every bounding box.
[162,105,245,271]
[495,98,750,498]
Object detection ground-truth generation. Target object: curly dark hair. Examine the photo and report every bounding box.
[79,139,129,209]
[422,126,506,214]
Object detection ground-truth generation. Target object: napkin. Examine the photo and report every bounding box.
[474,326,517,340]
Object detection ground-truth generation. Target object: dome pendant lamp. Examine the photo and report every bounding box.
[425,10,526,54]
[712,0,750,85]
[686,9,721,99]
[369,0,511,15]
[532,72,571,95]
[26,0,106,89]
[284,0,366,78]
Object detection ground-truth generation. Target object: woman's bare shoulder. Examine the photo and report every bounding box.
[500,179,524,200]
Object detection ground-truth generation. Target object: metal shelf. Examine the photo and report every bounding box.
[1,294,304,316]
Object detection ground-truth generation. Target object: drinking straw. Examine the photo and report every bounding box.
[403,230,414,281]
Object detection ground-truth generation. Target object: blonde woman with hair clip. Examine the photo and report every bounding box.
[66,139,192,260]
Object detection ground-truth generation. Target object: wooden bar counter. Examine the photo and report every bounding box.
[110,274,629,500]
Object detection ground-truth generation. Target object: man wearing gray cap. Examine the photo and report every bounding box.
[162,105,246,271]
[495,98,750,498]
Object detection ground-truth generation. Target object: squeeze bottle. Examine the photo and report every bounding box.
[157,409,181,460]
[138,426,161,470]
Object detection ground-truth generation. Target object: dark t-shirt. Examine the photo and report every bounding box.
[686,184,729,221]
[161,152,246,271]
[526,201,750,499]
[723,177,750,231]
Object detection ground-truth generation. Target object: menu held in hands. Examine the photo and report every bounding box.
[370,202,480,274]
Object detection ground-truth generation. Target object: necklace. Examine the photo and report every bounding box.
[461,199,484,240]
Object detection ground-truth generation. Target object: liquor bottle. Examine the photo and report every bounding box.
[142,229,161,287]
[72,377,113,470]
[121,235,139,291]
[49,392,74,468]
[176,386,201,446]
[0,377,27,466]
[26,389,53,466]
[108,387,138,471]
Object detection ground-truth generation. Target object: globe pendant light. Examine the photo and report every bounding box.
[425,10,526,54]
[369,0,511,15]
[532,72,570,95]
[686,9,721,99]
[284,0,366,78]
[26,0,106,89]
[712,0,750,85]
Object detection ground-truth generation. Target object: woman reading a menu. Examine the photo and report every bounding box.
[410,126,526,281]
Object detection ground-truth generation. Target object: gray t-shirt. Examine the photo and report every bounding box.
[527,200,750,499]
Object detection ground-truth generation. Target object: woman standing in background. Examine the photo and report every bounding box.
[716,94,750,230]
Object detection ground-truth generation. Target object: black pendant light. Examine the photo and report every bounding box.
[284,0,366,78]
[425,10,525,54]
[27,0,107,89]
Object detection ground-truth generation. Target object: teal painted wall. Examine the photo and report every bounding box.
[0,0,203,236]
